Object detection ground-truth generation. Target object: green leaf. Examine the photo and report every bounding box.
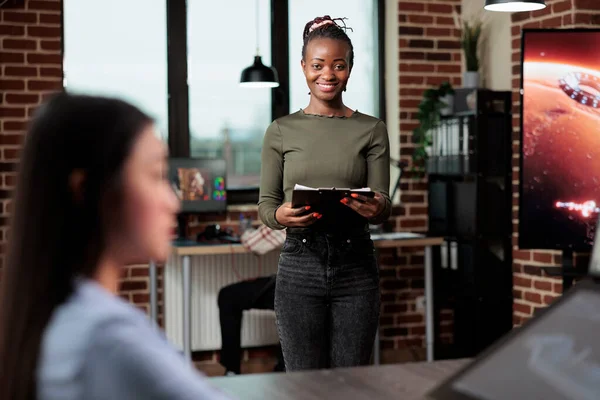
[410,81,455,178]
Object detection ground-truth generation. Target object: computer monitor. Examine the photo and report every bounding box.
[428,279,600,400]
[428,214,600,399]
[168,157,227,214]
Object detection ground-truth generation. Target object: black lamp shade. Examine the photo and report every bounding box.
[240,56,279,88]
[484,0,546,12]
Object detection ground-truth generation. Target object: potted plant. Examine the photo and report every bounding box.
[461,19,482,88]
[411,82,455,176]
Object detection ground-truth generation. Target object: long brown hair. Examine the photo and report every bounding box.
[0,93,153,399]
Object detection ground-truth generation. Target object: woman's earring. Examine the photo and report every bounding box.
[308,91,311,95]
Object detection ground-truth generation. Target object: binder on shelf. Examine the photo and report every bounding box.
[291,184,375,209]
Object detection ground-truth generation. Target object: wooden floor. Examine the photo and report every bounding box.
[194,347,426,377]
[195,358,279,377]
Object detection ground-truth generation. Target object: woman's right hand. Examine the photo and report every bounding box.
[276,203,322,227]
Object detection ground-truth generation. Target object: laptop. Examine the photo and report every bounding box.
[427,221,600,399]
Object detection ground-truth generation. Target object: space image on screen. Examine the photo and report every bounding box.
[168,158,227,213]
[519,29,600,250]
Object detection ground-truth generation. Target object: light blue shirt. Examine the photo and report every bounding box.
[37,278,231,400]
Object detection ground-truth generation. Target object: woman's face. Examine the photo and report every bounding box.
[117,125,180,263]
[302,38,351,102]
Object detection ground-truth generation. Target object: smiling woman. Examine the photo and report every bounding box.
[258,15,391,372]
[289,1,380,117]
[301,17,354,114]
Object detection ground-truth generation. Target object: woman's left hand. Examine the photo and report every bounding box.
[340,192,385,219]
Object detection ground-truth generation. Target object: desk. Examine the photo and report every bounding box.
[209,359,470,400]
[149,233,443,364]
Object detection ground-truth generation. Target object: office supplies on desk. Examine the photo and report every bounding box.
[196,224,241,244]
[239,214,253,235]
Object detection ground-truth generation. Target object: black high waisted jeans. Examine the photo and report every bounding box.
[275,228,380,371]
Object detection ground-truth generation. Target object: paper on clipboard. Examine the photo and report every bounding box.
[293,184,372,192]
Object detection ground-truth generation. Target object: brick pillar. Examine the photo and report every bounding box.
[375,1,463,352]
[0,0,63,278]
[398,0,462,231]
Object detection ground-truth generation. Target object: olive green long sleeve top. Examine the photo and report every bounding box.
[258,110,391,232]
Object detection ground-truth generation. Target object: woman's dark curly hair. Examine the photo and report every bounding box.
[302,15,354,68]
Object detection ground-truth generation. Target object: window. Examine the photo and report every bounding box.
[62,0,168,141]
[187,0,272,189]
[288,0,380,117]
[62,0,384,196]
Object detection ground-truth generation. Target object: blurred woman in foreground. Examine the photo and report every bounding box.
[0,93,230,400]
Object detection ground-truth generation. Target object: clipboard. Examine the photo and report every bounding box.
[291,184,375,209]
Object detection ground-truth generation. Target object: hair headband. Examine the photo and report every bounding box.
[309,19,335,33]
[304,16,353,39]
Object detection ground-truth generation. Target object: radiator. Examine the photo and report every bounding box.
[164,251,280,351]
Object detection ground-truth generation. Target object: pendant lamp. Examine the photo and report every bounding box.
[484,0,546,12]
[240,0,279,88]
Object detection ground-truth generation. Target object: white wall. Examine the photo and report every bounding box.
[462,0,512,90]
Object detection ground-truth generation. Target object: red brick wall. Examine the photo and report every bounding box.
[511,0,600,326]
[394,0,462,349]
[0,0,62,276]
[397,0,462,235]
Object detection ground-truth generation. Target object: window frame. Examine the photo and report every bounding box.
[61,0,386,205]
